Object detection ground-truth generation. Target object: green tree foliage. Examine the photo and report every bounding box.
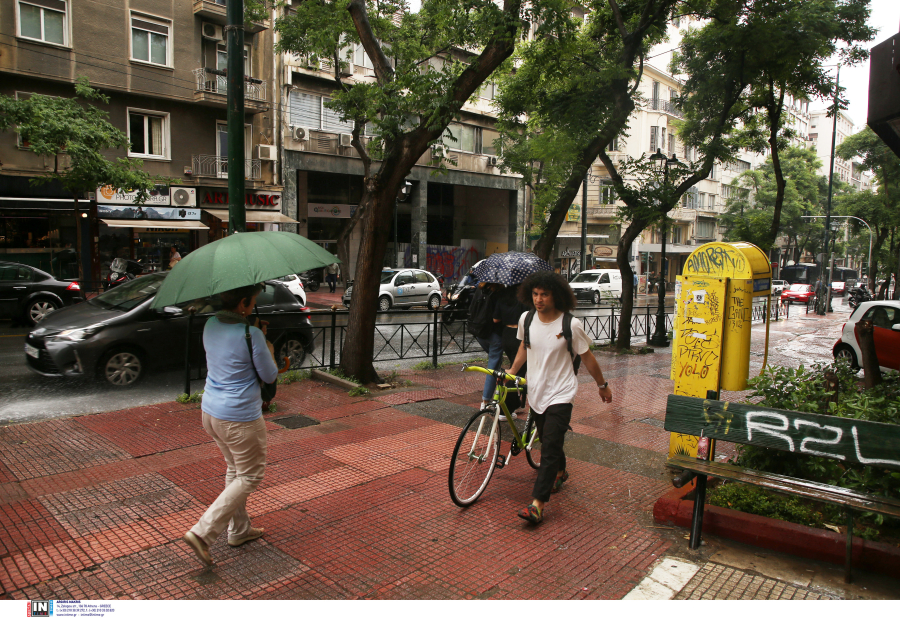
[276,0,567,382]
[720,147,825,259]
[836,126,900,297]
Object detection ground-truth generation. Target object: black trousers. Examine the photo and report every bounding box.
[501,326,526,409]
[532,402,572,503]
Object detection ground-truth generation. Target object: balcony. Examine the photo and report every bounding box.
[191,155,261,180]
[192,0,267,33]
[647,98,683,118]
[192,68,269,113]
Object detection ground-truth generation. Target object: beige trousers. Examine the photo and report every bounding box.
[190,413,267,546]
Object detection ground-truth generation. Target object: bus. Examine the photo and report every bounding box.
[781,263,819,285]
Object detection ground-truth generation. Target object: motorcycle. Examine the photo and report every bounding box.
[104,258,143,290]
[848,285,872,310]
[441,279,476,324]
[299,270,320,292]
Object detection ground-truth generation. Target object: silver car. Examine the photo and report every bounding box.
[342,268,442,311]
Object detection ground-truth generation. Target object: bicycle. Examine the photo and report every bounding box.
[448,364,540,507]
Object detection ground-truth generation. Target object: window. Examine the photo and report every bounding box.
[288,91,355,133]
[216,44,251,76]
[668,134,675,157]
[131,14,170,66]
[698,193,706,210]
[415,271,433,283]
[442,123,476,152]
[479,82,497,101]
[598,273,610,284]
[608,137,619,152]
[255,284,276,308]
[669,225,684,244]
[128,110,168,159]
[599,182,616,205]
[481,128,500,155]
[708,194,716,210]
[19,0,66,45]
[0,265,33,281]
[651,81,660,106]
[683,187,699,209]
[650,126,659,152]
[696,219,716,239]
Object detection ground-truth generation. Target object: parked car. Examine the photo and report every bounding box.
[780,284,814,304]
[832,300,900,371]
[569,269,623,304]
[342,268,442,311]
[0,261,84,326]
[770,279,787,296]
[25,274,314,387]
[273,273,307,306]
[831,281,846,296]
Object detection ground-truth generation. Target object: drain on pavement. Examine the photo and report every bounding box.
[271,415,320,429]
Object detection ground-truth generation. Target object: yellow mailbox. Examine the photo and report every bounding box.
[669,242,772,458]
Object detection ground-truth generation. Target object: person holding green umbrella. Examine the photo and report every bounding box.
[166,232,338,566]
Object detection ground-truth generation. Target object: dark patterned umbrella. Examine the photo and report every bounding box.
[472,251,552,286]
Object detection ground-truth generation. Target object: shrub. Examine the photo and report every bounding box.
[176,390,203,404]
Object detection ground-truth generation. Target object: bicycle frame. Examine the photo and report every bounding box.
[462,364,537,464]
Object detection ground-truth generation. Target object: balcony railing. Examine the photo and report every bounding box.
[192,68,268,102]
[191,155,261,180]
[648,98,683,118]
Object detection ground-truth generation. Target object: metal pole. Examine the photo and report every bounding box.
[432,308,439,368]
[580,176,588,273]
[183,309,195,396]
[650,164,670,346]
[821,64,840,314]
[329,309,337,368]
[394,198,399,268]
[226,0,246,234]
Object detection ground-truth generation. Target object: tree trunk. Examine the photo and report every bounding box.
[894,234,900,300]
[765,88,787,249]
[335,203,366,284]
[73,194,84,286]
[855,319,882,389]
[614,216,648,350]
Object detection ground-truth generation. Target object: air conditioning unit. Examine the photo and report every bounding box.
[431,144,448,159]
[339,133,353,148]
[291,126,308,141]
[487,155,499,167]
[257,144,277,161]
[201,22,224,41]
[171,187,197,207]
[340,63,355,77]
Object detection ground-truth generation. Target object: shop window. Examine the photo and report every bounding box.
[131,13,170,67]
[18,0,67,46]
[128,110,169,159]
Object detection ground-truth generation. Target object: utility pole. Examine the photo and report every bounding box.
[580,176,588,273]
[820,64,840,314]
[226,0,246,234]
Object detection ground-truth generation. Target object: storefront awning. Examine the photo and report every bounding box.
[203,209,299,224]
[101,219,209,230]
[639,243,698,254]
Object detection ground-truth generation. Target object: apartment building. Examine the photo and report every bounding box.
[809,109,856,184]
[0,0,282,288]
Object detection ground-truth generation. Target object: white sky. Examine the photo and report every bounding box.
[817,0,900,129]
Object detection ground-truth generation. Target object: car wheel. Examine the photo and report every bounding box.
[833,344,859,371]
[99,348,144,387]
[25,298,59,325]
[378,296,392,312]
[428,294,441,310]
[278,336,308,369]
[592,291,601,305]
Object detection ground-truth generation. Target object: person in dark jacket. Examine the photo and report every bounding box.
[493,284,528,412]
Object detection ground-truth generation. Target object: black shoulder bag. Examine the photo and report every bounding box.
[244,324,277,403]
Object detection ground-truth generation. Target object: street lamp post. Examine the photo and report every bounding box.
[649,148,681,347]
[801,215,873,292]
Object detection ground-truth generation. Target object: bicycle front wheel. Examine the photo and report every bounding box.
[524,411,541,470]
[449,409,502,507]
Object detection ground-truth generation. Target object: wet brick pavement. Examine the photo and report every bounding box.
[0,309,856,599]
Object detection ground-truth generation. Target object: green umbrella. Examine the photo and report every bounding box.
[150,231,340,308]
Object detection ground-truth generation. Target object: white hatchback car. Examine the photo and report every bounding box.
[832,300,900,371]
[273,274,307,307]
[342,268,442,311]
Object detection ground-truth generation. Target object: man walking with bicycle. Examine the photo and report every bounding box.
[509,271,613,524]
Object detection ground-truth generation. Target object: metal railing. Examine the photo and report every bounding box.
[649,98,684,117]
[191,154,261,180]
[192,68,268,102]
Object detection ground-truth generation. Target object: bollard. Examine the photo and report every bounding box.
[329,308,337,369]
[183,308,195,396]
[646,305,651,344]
[432,308,439,368]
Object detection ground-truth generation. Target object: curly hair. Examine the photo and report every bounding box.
[517,271,576,312]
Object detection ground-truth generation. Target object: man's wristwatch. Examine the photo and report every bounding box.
[598,381,608,390]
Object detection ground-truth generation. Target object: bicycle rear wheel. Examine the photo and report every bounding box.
[524,411,541,470]
[449,409,502,507]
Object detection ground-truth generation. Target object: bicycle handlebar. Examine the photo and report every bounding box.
[461,364,526,386]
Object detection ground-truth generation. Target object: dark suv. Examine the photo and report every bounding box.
[0,261,84,326]
[25,274,314,386]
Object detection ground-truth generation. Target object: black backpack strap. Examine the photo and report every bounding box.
[244,324,264,382]
[562,312,582,375]
[524,309,536,348]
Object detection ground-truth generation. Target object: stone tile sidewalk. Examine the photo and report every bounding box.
[0,309,862,600]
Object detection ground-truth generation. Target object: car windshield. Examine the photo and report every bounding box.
[789,284,810,292]
[380,270,398,284]
[92,274,165,310]
[570,273,599,284]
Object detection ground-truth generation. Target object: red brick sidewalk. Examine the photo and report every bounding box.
[0,310,845,600]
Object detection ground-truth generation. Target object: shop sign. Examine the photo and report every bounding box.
[201,190,281,208]
[308,203,358,218]
[97,184,171,205]
[593,245,617,258]
[98,204,201,220]
[566,202,580,222]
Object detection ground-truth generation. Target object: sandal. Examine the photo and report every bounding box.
[517,504,543,524]
[551,470,569,494]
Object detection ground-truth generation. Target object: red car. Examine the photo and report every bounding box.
[780,284,814,304]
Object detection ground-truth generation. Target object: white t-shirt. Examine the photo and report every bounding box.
[517,311,591,414]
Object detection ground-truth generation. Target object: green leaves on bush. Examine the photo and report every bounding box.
[709,483,823,527]
[176,390,203,404]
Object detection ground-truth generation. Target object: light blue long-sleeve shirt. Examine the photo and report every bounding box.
[202,317,279,422]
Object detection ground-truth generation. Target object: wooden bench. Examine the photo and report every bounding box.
[664,394,900,582]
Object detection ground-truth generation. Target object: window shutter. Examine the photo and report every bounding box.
[289,91,322,129]
[322,97,354,133]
